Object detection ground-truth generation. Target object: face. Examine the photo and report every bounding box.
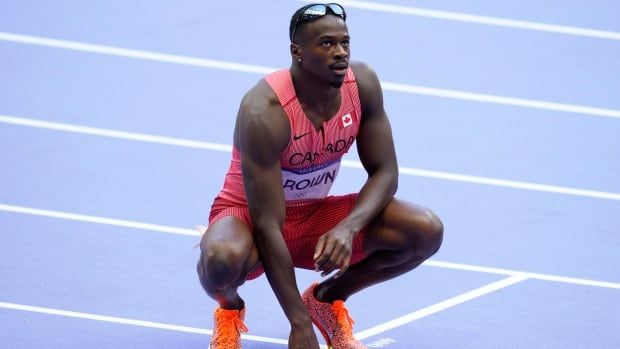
[294,15,350,88]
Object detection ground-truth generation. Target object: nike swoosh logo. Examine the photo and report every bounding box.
[293,132,311,141]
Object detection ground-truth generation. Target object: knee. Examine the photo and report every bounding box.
[197,242,248,288]
[416,209,443,257]
[397,208,443,259]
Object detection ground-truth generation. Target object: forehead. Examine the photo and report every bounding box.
[302,15,349,39]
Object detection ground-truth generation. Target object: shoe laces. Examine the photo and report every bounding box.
[331,300,355,338]
[212,310,248,346]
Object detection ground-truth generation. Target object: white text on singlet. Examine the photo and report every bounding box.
[281,160,341,200]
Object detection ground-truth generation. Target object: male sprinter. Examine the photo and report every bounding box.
[197,3,443,348]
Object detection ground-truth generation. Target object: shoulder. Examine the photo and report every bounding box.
[350,61,377,81]
[239,79,284,122]
[349,61,384,117]
[234,79,290,153]
[350,61,381,91]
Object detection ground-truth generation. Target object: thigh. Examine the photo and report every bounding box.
[364,198,442,254]
[201,215,254,252]
[285,194,367,269]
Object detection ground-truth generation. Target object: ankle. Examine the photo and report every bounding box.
[219,297,245,311]
[314,283,342,304]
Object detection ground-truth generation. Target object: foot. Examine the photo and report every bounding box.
[209,307,248,349]
[302,283,367,349]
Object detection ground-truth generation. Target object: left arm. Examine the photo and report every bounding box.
[314,62,398,276]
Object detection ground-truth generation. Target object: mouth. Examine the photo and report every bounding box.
[330,62,349,76]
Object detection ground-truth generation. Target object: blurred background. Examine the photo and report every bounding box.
[1,1,619,348]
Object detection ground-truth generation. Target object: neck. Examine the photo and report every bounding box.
[290,65,340,106]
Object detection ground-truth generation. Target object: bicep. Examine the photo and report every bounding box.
[241,152,286,228]
[355,65,398,175]
[237,103,288,229]
[356,110,398,175]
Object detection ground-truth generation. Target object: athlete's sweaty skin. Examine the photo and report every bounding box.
[197,8,443,349]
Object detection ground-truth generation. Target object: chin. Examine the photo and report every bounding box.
[329,77,345,89]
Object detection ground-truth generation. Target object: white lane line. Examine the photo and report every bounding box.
[342,159,620,201]
[424,260,620,290]
[307,0,620,41]
[381,82,620,119]
[0,114,232,153]
[0,301,298,347]
[1,32,620,119]
[354,274,530,340]
[0,32,273,75]
[0,203,198,237]
[2,202,620,290]
[4,114,619,202]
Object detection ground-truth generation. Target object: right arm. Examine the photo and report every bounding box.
[235,82,318,347]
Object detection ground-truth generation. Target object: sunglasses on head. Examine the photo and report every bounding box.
[290,3,347,42]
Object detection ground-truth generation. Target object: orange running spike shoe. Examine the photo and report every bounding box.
[209,307,248,349]
[302,283,367,349]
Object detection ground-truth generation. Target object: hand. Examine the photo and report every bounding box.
[313,225,354,278]
[289,324,320,349]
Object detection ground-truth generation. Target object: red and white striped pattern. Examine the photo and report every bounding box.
[216,68,362,206]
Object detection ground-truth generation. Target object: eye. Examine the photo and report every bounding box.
[341,40,350,47]
[321,40,333,47]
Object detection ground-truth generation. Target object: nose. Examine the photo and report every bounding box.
[334,43,348,59]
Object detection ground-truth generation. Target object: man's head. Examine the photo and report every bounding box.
[289,3,350,88]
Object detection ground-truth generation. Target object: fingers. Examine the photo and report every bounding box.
[320,262,338,277]
[314,239,351,277]
[313,235,326,261]
[314,241,335,273]
[333,258,350,279]
[322,250,350,278]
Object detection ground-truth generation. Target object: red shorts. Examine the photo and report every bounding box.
[208,194,368,280]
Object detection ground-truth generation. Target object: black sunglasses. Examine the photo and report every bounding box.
[290,3,347,42]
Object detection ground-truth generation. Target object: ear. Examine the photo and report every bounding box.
[290,43,302,62]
